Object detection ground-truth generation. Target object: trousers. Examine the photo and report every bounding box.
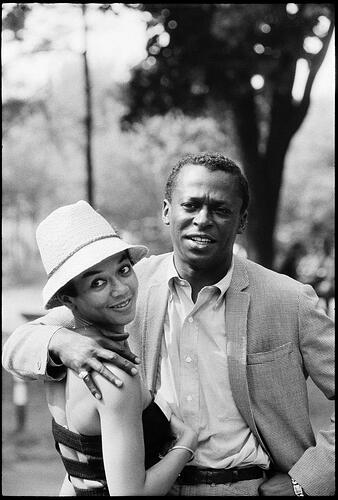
[167,477,266,496]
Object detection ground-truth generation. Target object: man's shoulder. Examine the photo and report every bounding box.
[238,255,305,292]
[134,252,172,280]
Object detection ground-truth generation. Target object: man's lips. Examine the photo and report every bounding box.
[185,234,216,245]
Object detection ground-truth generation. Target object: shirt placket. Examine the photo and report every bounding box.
[179,293,200,429]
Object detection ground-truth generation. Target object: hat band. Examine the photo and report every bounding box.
[47,234,119,279]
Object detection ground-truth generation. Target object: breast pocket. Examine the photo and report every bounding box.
[247,341,307,412]
[247,342,294,365]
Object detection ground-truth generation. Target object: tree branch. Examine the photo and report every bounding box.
[302,21,334,105]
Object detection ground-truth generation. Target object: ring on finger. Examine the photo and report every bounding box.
[78,369,90,380]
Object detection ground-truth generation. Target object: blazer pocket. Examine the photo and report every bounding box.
[247,342,293,365]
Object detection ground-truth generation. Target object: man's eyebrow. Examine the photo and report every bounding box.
[186,196,228,206]
[184,196,203,202]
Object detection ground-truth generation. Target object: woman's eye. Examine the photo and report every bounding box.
[91,279,106,288]
[120,264,132,275]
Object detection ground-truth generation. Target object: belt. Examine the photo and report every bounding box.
[177,465,264,485]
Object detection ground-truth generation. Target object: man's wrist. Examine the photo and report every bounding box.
[47,352,63,367]
[290,477,305,496]
[48,327,70,363]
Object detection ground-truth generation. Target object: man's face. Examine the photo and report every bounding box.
[162,164,247,275]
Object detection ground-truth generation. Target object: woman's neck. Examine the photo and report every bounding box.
[73,314,125,336]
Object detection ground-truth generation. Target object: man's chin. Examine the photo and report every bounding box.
[184,252,218,270]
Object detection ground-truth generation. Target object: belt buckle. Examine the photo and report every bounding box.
[231,469,239,483]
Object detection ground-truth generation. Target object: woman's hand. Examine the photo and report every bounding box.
[48,326,140,399]
[169,414,198,452]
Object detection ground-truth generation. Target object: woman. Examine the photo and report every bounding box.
[36,200,197,496]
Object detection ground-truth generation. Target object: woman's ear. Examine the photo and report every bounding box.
[57,293,76,311]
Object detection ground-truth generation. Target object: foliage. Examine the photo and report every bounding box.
[96,110,238,254]
[123,3,334,122]
[277,95,334,253]
[122,3,334,267]
[1,3,334,285]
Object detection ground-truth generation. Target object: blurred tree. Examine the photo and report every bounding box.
[2,3,334,285]
[2,2,110,206]
[96,111,238,254]
[122,3,334,267]
[276,94,334,260]
[81,3,94,205]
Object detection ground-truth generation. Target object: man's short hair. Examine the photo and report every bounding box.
[164,152,250,214]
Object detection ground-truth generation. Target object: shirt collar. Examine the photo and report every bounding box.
[167,254,235,304]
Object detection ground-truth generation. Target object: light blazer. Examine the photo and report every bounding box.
[127,253,335,496]
[2,253,334,495]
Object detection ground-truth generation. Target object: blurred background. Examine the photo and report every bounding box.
[2,3,334,496]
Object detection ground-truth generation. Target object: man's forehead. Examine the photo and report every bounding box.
[177,163,234,182]
[175,165,237,191]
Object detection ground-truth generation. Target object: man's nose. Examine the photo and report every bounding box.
[193,206,212,226]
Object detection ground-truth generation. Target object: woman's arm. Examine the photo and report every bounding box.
[96,367,197,496]
[59,474,76,496]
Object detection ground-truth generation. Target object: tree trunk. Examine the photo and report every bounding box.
[81,4,94,206]
[231,91,295,269]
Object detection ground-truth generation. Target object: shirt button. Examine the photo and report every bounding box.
[188,317,194,323]
[185,356,192,363]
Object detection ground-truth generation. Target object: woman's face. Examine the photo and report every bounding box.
[65,252,138,331]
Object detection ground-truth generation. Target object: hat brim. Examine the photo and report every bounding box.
[43,238,148,309]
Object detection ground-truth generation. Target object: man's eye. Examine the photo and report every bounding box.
[214,208,230,216]
[91,279,106,288]
[182,203,197,210]
[120,264,132,275]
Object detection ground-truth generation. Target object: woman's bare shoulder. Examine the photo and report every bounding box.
[92,363,143,411]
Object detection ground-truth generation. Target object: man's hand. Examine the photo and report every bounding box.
[49,326,140,399]
[258,473,296,496]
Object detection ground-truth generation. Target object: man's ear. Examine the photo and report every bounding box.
[162,199,171,226]
[237,210,248,234]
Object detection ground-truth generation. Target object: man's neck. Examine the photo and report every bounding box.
[173,256,232,303]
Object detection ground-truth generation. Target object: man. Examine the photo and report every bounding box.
[3,152,334,496]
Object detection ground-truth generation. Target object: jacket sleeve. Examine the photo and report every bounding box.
[288,285,335,496]
[2,306,74,381]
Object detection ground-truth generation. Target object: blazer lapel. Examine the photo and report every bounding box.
[226,256,258,435]
[142,265,170,392]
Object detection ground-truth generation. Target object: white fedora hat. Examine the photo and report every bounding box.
[36,200,148,309]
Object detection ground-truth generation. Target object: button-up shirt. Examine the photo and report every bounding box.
[156,256,270,469]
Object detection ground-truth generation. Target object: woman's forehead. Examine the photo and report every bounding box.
[80,251,129,277]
